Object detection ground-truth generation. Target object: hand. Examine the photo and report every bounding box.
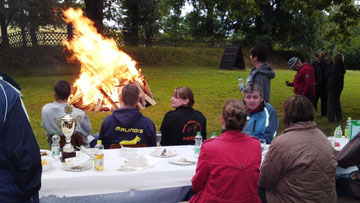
[285,81,293,87]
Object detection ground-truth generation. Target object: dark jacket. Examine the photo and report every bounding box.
[311,60,328,88]
[0,80,41,202]
[246,63,275,103]
[259,121,337,203]
[160,106,207,146]
[334,133,360,197]
[294,64,315,99]
[99,108,156,149]
[326,62,346,93]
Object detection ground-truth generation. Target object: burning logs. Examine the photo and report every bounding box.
[97,87,119,110]
[69,81,156,112]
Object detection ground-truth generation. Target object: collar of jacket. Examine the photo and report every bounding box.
[246,101,264,114]
[219,130,249,141]
[283,121,317,134]
[176,106,193,110]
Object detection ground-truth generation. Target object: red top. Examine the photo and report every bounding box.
[190,130,262,203]
[294,64,315,98]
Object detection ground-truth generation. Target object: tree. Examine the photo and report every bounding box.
[84,0,104,34]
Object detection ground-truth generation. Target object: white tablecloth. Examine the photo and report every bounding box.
[331,136,359,175]
[40,146,196,202]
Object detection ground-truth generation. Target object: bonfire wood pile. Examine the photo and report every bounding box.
[69,79,156,111]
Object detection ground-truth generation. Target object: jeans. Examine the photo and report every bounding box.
[336,174,360,200]
[258,186,267,203]
[90,134,99,148]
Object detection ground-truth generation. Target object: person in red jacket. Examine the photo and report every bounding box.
[190,99,262,203]
[286,57,315,102]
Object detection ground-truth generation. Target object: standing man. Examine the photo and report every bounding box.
[286,57,315,102]
[99,84,156,149]
[41,80,93,147]
[246,44,275,103]
[311,51,328,116]
[0,78,42,202]
[242,83,278,144]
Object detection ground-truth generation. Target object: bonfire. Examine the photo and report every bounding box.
[62,8,155,111]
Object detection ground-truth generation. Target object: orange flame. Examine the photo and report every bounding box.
[62,8,144,109]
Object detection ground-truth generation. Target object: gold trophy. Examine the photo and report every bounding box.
[57,105,80,161]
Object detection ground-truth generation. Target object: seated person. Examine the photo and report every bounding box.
[242,83,278,144]
[1,78,41,202]
[99,84,156,149]
[258,95,337,202]
[160,87,206,146]
[41,80,93,148]
[334,132,360,200]
[190,99,261,202]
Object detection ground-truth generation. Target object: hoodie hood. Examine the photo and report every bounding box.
[112,108,142,127]
[255,63,275,79]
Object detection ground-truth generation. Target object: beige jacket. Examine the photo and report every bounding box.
[259,121,337,203]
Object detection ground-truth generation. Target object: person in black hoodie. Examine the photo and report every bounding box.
[245,44,275,103]
[160,87,207,146]
[99,84,156,149]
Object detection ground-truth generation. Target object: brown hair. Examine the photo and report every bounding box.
[121,84,139,106]
[333,53,344,64]
[173,87,195,107]
[249,44,267,62]
[282,95,315,127]
[54,80,71,100]
[222,99,248,130]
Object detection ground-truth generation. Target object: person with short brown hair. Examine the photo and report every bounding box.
[246,44,275,103]
[258,95,337,202]
[160,87,206,146]
[99,84,156,149]
[190,99,261,202]
[311,51,328,116]
[242,83,278,144]
[41,80,92,147]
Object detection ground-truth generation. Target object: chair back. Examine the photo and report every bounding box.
[50,134,84,149]
[109,143,147,149]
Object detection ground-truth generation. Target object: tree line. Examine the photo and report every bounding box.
[1,0,360,68]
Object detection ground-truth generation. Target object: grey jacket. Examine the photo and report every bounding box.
[259,121,337,203]
[246,63,275,103]
[41,101,92,147]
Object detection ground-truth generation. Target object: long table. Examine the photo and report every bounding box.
[40,145,196,203]
[332,136,358,175]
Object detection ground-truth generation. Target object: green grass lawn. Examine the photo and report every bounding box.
[8,65,360,149]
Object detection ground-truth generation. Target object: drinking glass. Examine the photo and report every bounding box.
[259,138,266,152]
[156,131,162,147]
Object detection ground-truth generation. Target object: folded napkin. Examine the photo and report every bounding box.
[63,152,91,171]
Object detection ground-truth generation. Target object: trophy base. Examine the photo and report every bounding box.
[61,151,76,162]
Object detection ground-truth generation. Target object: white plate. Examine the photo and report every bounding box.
[40,149,52,157]
[168,157,197,165]
[61,159,93,172]
[42,156,55,171]
[151,148,177,158]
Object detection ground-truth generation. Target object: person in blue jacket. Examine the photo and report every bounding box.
[99,84,156,149]
[0,78,42,202]
[242,83,278,144]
